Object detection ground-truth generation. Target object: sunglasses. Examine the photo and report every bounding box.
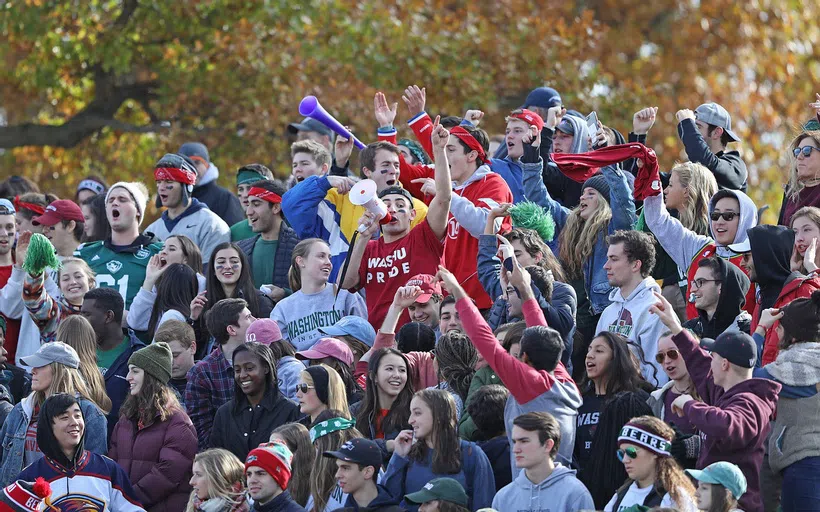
[616,446,639,462]
[296,384,315,394]
[710,212,737,222]
[655,349,681,364]
[793,146,820,158]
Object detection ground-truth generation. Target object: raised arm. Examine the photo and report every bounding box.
[426,117,454,239]
[340,212,380,290]
[642,188,712,270]
[602,164,637,230]
[676,110,746,191]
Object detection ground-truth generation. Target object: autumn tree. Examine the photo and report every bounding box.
[1,0,818,223]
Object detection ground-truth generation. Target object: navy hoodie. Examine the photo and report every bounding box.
[336,485,405,512]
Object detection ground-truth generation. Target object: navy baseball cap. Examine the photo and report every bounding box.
[323,438,382,470]
[522,87,562,109]
[701,331,757,369]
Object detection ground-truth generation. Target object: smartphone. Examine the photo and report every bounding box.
[586,111,599,138]
[503,257,515,272]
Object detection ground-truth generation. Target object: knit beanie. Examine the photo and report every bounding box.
[780,289,820,342]
[128,342,173,384]
[305,365,330,404]
[245,441,293,491]
[0,478,52,512]
[106,182,149,226]
[246,318,283,345]
[581,173,611,204]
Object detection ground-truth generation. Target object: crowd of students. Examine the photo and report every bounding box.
[0,85,819,512]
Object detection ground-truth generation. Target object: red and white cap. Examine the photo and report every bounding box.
[32,200,84,227]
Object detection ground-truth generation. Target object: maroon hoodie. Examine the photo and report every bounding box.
[671,330,780,512]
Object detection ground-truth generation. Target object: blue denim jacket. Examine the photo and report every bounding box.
[522,159,636,315]
[0,394,108,486]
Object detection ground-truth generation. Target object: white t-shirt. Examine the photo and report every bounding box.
[604,482,698,512]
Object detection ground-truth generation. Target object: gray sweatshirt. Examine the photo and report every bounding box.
[492,463,594,512]
[271,284,367,351]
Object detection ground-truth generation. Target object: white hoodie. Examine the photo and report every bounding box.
[596,277,669,386]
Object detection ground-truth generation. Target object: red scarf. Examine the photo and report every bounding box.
[551,143,659,196]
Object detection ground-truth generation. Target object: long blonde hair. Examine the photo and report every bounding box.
[671,162,717,235]
[558,195,612,279]
[33,362,105,413]
[787,130,820,199]
[288,238,328,292]
[301,365,350,419]
[56,316,112,414]
[56,257,96,295]
[185,449,247,512]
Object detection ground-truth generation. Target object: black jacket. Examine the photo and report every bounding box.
[677,119,748,192]
[209,389,300,461]
[336,485,406,512]
[2,363,30,403]
[236,226,300,291]
[250,490,305,512]
[747,225,795,314]
[193,181,245,227]
[683,257,752,339]
[478,436,511,493]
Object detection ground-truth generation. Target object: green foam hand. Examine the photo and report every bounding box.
[509,201,556,242]
[23,233,61,275]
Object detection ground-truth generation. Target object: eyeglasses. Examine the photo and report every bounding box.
[793,146,820,158]
[296,384,315,394]
[655,349,681,364]
[691,278,721,289]
[616,446,639,462]
[710,212,737,222]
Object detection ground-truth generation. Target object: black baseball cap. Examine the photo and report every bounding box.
[323,438,382,470]
[378,186,414,206]
[700,331,757,369]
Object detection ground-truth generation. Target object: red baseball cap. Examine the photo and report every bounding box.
[405,274,442,304]
[509,109,545,132]
[32,200,84,227]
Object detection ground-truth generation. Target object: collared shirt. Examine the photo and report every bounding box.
[185,347,234,450]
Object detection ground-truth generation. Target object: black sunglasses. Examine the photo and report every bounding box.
[296,384,315,394]
[793,146,820,158]
[710,212,737,222]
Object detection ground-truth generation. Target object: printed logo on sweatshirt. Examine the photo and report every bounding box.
[287,310,343,340]
[607,308,634,337]
[366,247,411,284]
[51,494,106,512]
[135,248,150,259]
[106,260,122,274]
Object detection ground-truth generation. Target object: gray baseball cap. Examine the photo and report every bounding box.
[287,117,334,140]
[695,103,740,142]
[20,342,80,369]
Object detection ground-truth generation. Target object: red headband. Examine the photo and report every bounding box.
[450,126,489,164]
[248,186,282,204]
[154,167,197,186]
[13,196,45,215]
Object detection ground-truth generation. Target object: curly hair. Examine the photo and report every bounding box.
[617,416,696,509]
[558,195,612,279]
[434,331,477,402]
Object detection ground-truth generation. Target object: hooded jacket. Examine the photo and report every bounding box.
[492,463,595,512]
[193,162,245,227]
[336,484,404,512]
[0,394,108,486]
[540,115,591,208]
[596,277,668,386]
[671,329,780,512]
[18,397,143,511]
[145,198,231,262]
[643,188,758,320]
[759,273,820,365]
[745,225,795,326]
[682,257,752,339]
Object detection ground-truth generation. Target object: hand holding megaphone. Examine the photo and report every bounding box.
[351,179,392,234]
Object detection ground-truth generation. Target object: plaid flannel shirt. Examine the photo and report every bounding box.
[185,347,235,450]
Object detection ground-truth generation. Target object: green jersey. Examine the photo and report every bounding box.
[75,237,163,308]
[230,219,255,242]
